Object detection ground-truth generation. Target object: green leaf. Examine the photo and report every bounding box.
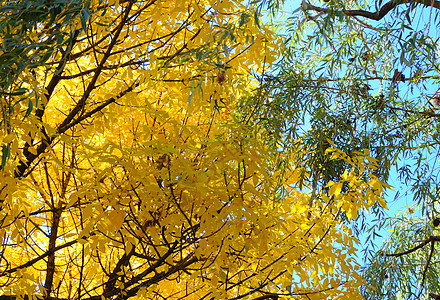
[254,10,260,28]
[80,9,89,33]
[188,79,195,106]
[1,144,10,170]
[24,98,33,118]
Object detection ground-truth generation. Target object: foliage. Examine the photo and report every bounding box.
[362,208,440,299]
[250,0,440,298]
[0,0,389,299]
[0,0,87,120]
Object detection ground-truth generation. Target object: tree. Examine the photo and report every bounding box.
[0,0,387,299]
[251,0,440,298]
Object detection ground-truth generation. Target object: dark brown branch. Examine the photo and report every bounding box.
[37,30,80,121]
[15,137,56,178]
[57,21,200,81]
[418,241,435,298]
[1,239,78,275]
[384,236,440,257]
[43,203,62,298]
[103,246,136,296]
[385,104,440,118]
[229,270,287,300]
[251,295,279,300]
[14,4,136,178]
[0,296,65,300]
[57,82,137,134]
[118,256,199,300]
[305,0,440,21]
[13,83,132,178]
[50,0,158,67]
[291,280,350,296]
[15,31,80,179]
[56,2,134,133]
[119,240,179,291]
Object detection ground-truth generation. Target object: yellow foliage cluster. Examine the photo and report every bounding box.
[0,0,388,299]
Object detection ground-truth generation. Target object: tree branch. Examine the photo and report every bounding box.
[118,256,199,300]
[103,246,136,296]
[418,241,435,298]
[57,82,138,134]
[305,0,440,21]
[384,236,440,257]
[0,296,66,300]
[56,1,134,133]
[43,202,62,298]
[36,30,80,121]
[1,239,78,275]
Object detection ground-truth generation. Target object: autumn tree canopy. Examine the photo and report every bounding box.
[0,0,389,299]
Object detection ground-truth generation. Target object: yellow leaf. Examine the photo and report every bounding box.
[377,197,388,209]
[330,181,343,197]
[108,209,125,230]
